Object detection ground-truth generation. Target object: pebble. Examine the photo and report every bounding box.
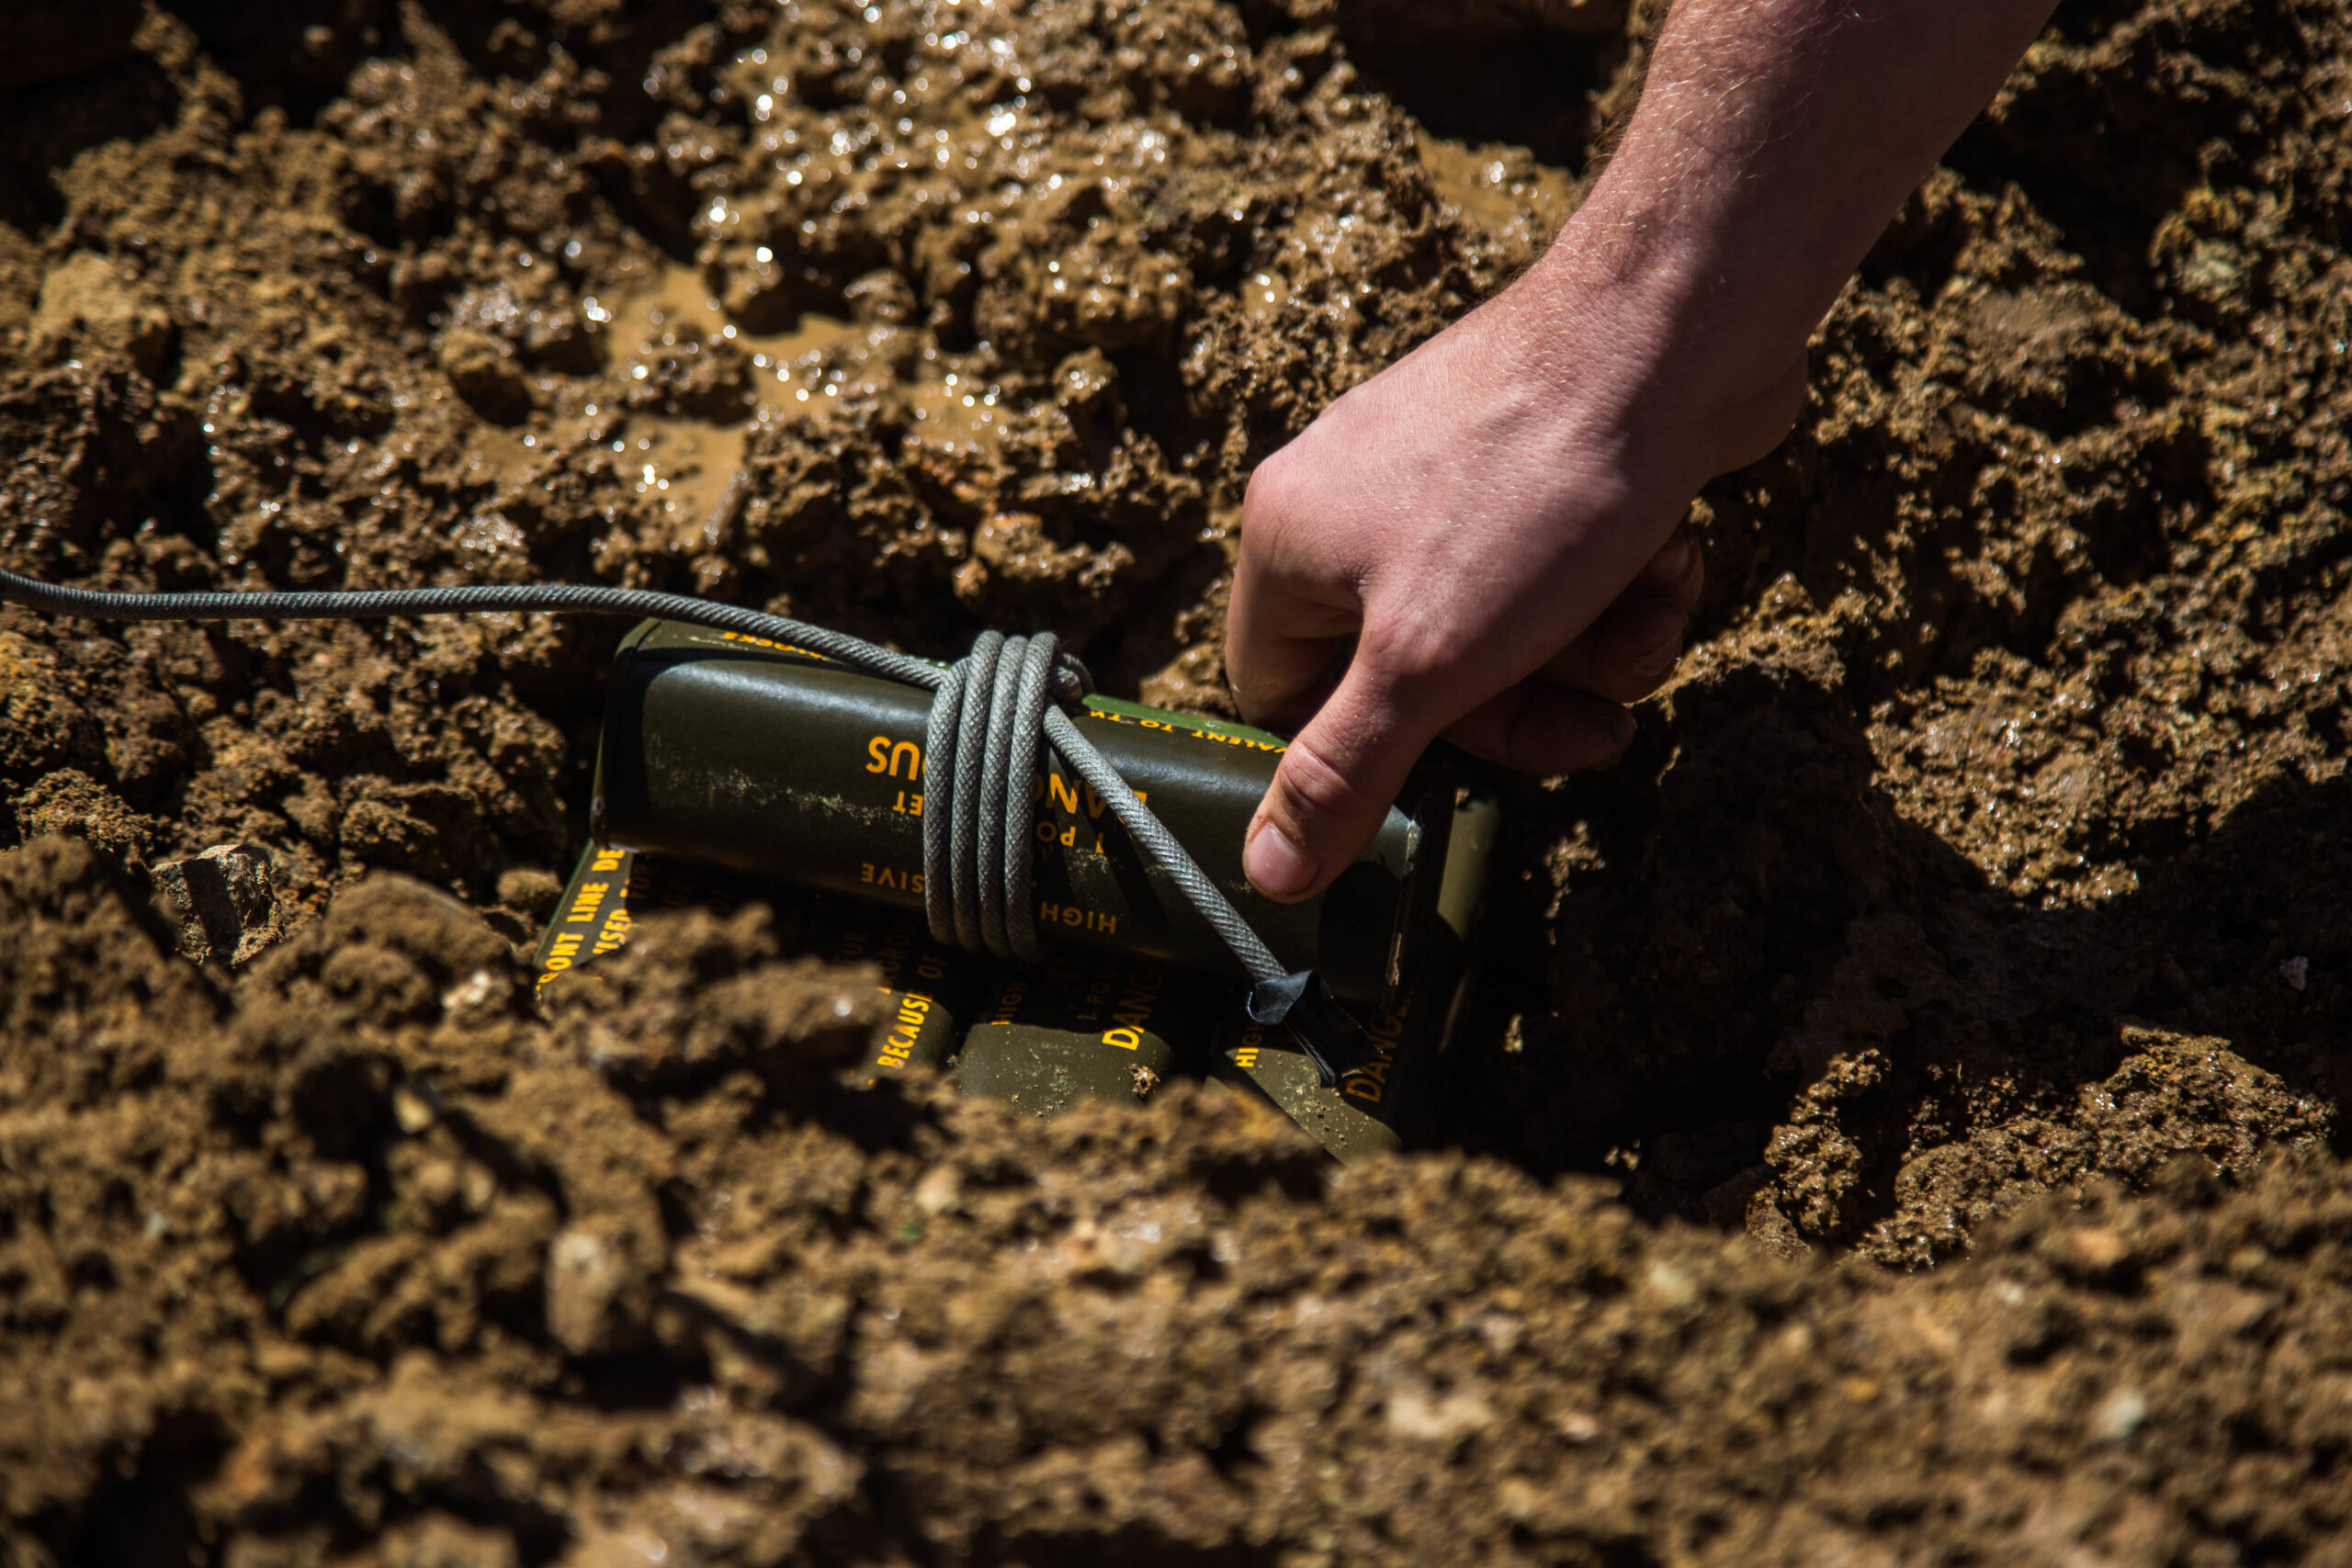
[547,1225,631,1356]
[1386,1383,1495,1442]
[2055,1225,2131,1274]
[2092,1386,2150,1443]
[391,1083,438,1134]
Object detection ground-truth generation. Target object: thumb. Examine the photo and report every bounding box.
[1242,655,1444,903]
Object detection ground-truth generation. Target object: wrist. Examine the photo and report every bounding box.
[1495,219,1807,491]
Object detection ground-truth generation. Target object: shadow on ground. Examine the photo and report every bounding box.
[1457,655,2349,1262]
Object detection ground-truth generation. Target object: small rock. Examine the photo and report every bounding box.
[912,1165,962,1216]
[1386,1382,1495,1443]
[390,1080,438,1134]
[842,267,918,324]
[547,1221,651,1356]
[1053,346,1119,417]
[439,966,500,1017]
[153,843,285,964]
[2280,955,2309,991]
[2054,1225,2131,1276]
[1555,1411,1603,1444]
[566,1527,674,1568]
[548,1226,625,1355]
[2092,1385,2150,1443]
[29,253,174,375]
[1645,1258,1699,1309]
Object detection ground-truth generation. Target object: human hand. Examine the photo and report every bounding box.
[1223,0,2064,903]
[1226,261,1804,900]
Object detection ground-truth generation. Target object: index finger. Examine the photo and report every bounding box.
[1225,549,1358,734]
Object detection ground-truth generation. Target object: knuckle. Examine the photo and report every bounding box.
[1275,730,1381,826]
[1355,615,1461,695]
[1241,444,1307,525]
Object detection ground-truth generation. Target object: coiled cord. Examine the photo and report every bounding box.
[0,565,1379,1083]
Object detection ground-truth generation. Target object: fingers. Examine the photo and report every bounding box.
[1634,525,1705,611]
[1226,454,1364,734]
[1539,596,1689,703]
[1443,526,1706,773]
[1238,523,1707,899]
[1538,526,1704,702]
[1225,570,1352,734]
[1244,649,1649,903]
[1243,656,1444,903]
[1442,680,1637,775]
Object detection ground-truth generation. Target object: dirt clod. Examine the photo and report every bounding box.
[153,841,285,964]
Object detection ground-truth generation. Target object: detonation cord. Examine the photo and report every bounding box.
[0,566,1379,1084]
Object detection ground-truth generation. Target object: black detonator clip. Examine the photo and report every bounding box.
[1246,969,1383,1088]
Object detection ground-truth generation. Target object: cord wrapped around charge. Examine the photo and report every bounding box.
[0,566,1384,1085]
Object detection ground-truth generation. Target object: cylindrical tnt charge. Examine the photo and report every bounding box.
[592,619,1456,1004]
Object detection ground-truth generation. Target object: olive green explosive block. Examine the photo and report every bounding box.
[535,841,655,993]
[956,951,1211,1120]
[535,844,792,994]
[1210,791,1503,1161]
[807,893,979,1078]
[592,619,1458,1005]
[532,844,979,1082]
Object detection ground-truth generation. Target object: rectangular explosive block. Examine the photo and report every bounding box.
[813,892,979,1077]
[532,843,979,1082]
[955,950,1213,1120]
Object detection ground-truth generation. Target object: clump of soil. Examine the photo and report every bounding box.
[5,0,2352,1559]
[10,839,2352,1566]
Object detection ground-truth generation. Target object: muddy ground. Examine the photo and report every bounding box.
[5,0,2352,1561]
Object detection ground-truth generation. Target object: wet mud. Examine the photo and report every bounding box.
[5,0,2352,1561]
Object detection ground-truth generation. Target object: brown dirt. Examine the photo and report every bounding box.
[5,0,2352,1561]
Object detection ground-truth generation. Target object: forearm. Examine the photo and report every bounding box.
[1532,0,2060,464]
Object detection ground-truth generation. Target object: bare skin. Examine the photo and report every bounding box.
[1228,0,2063,900]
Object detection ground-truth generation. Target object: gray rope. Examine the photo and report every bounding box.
[0,570,944,686]
[919,630,1075,962]
[0,562,1378,1082]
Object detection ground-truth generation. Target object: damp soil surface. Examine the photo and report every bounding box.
[7,0,2352,1562]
